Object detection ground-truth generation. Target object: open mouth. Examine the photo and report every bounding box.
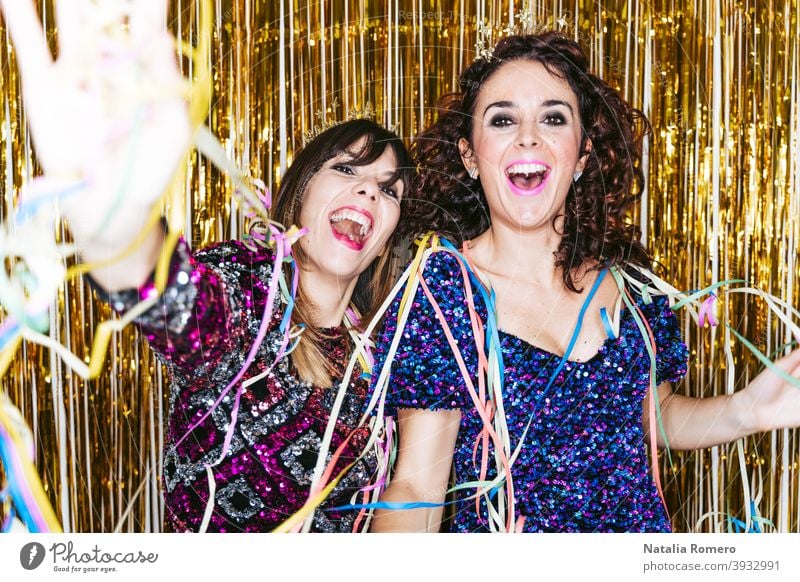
[505,162,550,195]
[329,207,374,250]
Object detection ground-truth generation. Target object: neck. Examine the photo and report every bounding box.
[298,270,359,328]
[467,223,566,289]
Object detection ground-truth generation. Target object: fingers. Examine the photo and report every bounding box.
[775,348,800,378]
[142,33,182,88]
[133,0,183,105]
[787,349,800,378]
[0,0,52,79]
[782,347,800,365]
[55,0,91,61]
[53,0,79,53]
[129,0,168,44]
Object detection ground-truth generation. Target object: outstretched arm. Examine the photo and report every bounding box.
[370,408,461,532]
[644,349,800,450]
[0,0,190,290]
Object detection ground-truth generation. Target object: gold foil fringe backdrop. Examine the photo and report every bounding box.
[0,0,798,532]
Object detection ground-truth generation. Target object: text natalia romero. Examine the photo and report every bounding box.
[643,544,736,554]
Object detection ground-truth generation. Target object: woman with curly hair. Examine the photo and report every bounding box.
[369,32,800,533]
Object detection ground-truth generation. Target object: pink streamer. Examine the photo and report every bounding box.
[175,226,300,450]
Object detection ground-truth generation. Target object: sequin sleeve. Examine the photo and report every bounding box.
[103,238,278,373]
[372,250,481,413]
[645,295,689,384]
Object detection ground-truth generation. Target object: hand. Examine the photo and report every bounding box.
[740,348,800,433]
[1,0,191,248]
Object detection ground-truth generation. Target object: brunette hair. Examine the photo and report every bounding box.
[271,119,413,386]
[404,31,652,291]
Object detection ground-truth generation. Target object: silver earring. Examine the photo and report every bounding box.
[573,170,583,182]
[468,167,479,180]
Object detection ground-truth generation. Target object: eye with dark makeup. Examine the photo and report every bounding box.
[488,113,515,128]
[379,182,401,199]
[331,163,355,174]
[331,162,401,200]
[542,111,568,126]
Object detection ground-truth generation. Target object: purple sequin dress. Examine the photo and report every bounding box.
[107,239,377,532]
[373,250,688,533]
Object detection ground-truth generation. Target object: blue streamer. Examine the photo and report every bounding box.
[0,433,40,532]
[278,256,299,333]
[439,238,506,395]
[724,501,773,533]
[544,269,608,392]
[14,180,87,224]
[0,481,15,532]
[328,483,502,512]
[600,307,617,340]
[329,500,453,512]
[0,320,21,350]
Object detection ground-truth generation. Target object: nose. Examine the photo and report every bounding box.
[354,177,379,201]
[517,120,541,148]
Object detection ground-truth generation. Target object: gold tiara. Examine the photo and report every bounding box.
[302,98,400,144]
[474,9,571,61]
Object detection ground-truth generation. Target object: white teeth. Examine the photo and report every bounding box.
[506,163,548,175]
[330,209,373,235]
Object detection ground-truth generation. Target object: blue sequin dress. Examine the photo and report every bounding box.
[373,249,689,532]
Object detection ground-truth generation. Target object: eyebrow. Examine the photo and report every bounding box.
[542,99,574,114]
[483,100,515,116]
[483,99,575,116]
[379,171,402,182]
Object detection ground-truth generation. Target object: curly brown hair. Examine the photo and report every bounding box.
[403,31,652,292]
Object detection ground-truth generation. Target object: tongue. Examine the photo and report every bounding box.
[331,218,365,242]
[509,172,544,190]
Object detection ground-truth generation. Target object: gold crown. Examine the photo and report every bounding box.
[302,98,400,144]
[475,9,572,61]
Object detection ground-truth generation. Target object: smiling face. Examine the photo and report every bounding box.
[297,141,403,288]
[460,59,589,234]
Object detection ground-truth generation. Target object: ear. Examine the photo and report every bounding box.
[575,138,593,173]
[458,137,477,173]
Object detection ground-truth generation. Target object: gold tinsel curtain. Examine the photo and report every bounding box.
[0,0,798,533]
